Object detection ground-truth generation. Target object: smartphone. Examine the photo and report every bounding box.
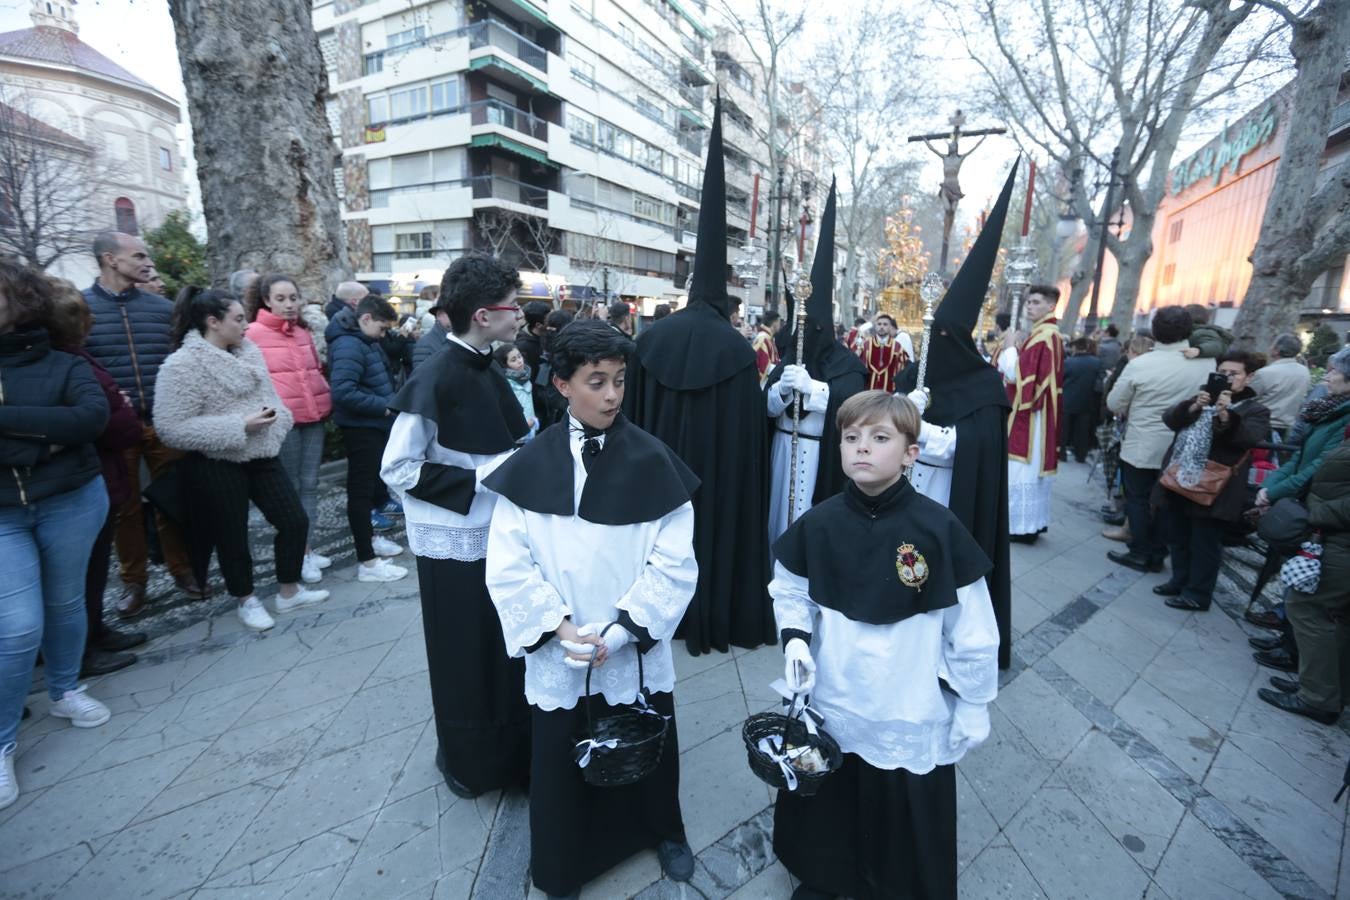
[1203,372,1230,399]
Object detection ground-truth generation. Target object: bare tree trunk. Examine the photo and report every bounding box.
[1231,0,1350,347]
[1110,240,1152,333]
[169,0,348,299]
[1059,273,1091,335]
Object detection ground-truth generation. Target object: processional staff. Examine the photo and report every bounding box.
[787,266,812,525]
[904,272,945,481]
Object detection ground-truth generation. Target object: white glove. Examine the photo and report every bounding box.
[907,388,930,415]
[783,638,816,693]
[948,699,990,752]
[778,364,812,398]
[560,622,633,669]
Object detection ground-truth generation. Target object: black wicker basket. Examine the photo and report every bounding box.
[742,697,842,797]
[573,625,668,787]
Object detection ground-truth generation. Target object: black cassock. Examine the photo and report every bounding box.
[387,342,532,793]
[899,363,1014,669]
[624,301,775,655]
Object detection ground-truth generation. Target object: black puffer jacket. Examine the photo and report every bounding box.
[0,327,108,506]
[82,281,175,421]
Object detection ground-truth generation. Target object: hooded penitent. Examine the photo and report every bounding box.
[630,95,751,391]
[765,177,867,504]
[895,157,1019,670]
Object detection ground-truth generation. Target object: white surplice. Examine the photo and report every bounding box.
[484,419,698,711]
[770,562,999,773]
[380,334,515,561]
[767,375,830,547]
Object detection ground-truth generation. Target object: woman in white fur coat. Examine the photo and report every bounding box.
[154,288,329,631]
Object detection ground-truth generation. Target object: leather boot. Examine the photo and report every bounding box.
[115,583,146,619]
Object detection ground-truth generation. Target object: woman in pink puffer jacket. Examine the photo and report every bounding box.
[244,274,333,583]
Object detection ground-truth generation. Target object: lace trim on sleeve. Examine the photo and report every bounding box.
[407,523,489,561]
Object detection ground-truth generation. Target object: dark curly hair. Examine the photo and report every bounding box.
[437,253,522,334]
[242,273,305,325]
[0,257,55,331]
[1151,306,1194,345]
[549,319,632,381]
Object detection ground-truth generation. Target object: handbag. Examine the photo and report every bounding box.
[1257,497,1311,550]
[1279,540,1322,594]
[1160,454,1245,507]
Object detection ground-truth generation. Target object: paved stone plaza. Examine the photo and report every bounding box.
[3,463,1348,899]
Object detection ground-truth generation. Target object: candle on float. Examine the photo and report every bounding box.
[1021,159,1036,237]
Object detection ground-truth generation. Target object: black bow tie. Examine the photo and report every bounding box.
[573,423,607,471]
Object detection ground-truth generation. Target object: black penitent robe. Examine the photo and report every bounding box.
[387,338,533,794]
[899,364,1014,669]
[624,301,774,655]
[763,346,867,505]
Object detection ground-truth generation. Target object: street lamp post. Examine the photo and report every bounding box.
[1085,146,1121,337]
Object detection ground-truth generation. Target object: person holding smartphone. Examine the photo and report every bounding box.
[153,288,328,631]
[1154,351,1270,610]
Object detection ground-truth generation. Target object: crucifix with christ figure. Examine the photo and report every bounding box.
[907,110,1006,275]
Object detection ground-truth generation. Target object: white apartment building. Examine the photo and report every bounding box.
[312,0,717,313]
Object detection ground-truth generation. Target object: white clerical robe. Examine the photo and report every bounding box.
[911,421,958,507]
[484,423,698,711]
[767,376,830,548]
[999,342,1053,535]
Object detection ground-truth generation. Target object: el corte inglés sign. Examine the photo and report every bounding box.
[1170,103,1278,196]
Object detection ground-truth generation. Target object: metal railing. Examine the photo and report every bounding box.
[469,99,549,140]
[471,174,549,208]
[360,19,548,75]
[468,20,548,73]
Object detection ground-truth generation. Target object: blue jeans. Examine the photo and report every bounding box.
[0,476,109,745]
[279,421,325,546]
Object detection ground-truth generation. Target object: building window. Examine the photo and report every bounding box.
[430,78,459,113]
[114,197,138,235]
[158,147,173,171]
[1162,263,1176,287]
[396,231,432,252]
[568,109,595,145]
[389,86,428,121]
[364,53,384,75]
[387,26,427,49]
[1168,220,1183,244]
[572,58,595,86]
[367,95,389,125]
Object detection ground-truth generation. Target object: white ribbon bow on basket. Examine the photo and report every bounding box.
[756,679,827,791]
[573,738,619,768]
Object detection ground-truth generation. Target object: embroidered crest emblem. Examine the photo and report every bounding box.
[896,542,929,589]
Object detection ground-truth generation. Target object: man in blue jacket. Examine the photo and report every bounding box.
[83,231,205,619]
[326,295,408,582]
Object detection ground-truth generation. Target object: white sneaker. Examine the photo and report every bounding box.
[238,596,275,631]
[308,551,333,569]
[0,742,17,811]
[358,558,409,582]
[275,587,330,612]
[300,558,323,584]
[49,686,111,728]
[370,536,403,557]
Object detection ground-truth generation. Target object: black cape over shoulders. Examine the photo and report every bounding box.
[483,414,699,526]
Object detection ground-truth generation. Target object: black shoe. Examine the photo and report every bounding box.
[1245,608,1282,629]
[1009,533,1040,545]
[1152,582,1183,596]
[1164,595,1209,611]
[1107,550,1163,573]
[791,886,835,900]
[1257,688,1338,725]
[81,649,137,677]
[1248,635,1282,651]
[92,627,148,653]
[1102,512,1126,526]
[1253,648,1298,673]
[657,839,694,882]
[1269,676,1300,694]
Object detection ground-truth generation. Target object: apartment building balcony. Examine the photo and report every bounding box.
[467,19,550,93]
[680,54,713,86]
[469,99,549,143]
[470,174,550,212]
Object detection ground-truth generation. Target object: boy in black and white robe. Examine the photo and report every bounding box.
[771,390,999,900]
[484,320,700,899]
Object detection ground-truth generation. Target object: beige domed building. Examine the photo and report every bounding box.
[0,0,187,283]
